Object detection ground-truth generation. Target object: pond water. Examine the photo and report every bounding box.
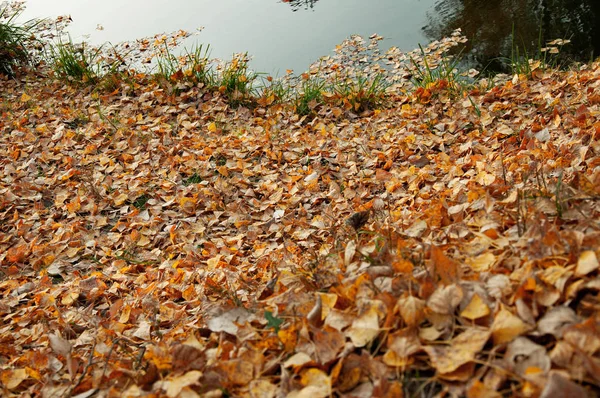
[19,0,600,75]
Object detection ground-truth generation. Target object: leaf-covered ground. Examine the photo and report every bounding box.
[1,48,600,397]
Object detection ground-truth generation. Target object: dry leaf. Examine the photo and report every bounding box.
[396,295,426,326]
[427,284,463,315]
[460,293,491,320]
[491,305,532,345]
[423,328,490,374]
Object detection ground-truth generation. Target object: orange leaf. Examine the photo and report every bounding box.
[6,245,28,263]
[430,245,460,284]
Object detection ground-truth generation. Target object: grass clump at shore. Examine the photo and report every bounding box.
[294,73,327,116]
[409,44,468,96]
[259,75,292,104]
[217,53,260,107]
[154,43,259,107]
[0,2,43,76]
[508,37,571,77]
[155,42,213,87]
[331,72,390,112]
[48,38,125,85]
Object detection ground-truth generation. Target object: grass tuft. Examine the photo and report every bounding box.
[156,42,213,87]
[409,44,466,95]
[331,73,390,112]
[48,38,125,86]
[506,26,571,77]
[259,75,292,105]
[0,3,43,76]
[217,53,259,107]
[294,73,326,116]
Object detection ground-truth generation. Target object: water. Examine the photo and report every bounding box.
[424,0,600,72]
[19,0,600,75]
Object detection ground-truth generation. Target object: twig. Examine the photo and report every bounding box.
[67,339,97,397]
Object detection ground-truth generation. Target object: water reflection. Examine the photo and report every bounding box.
[281,0,320,12]
[423,0,600,72]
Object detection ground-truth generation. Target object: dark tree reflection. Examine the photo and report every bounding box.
[281,0,320,12]
[423,0,600,72]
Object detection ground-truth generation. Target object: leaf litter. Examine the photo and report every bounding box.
[1,6,600,398]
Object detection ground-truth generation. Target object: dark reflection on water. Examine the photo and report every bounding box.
[281,0,320,12]
[423,0,600,72]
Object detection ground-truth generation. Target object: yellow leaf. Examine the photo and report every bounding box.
[20,93,31,102]
[423,328,490,374]
[466,252,496,272]
[289,368,331,398]
[164,370,203,398]
[1,368,28,390]
[179,196,197,215]
[61,290,80,306]
[208,122,217,133]
[317,293,338,320]
[113,193,129,206]
[397,295,425,326]
[491,305,532,345]
[137,235,151,247]
[217,165,229,177]
[383,329,420,367]
[207,255,222,269]
[460,293,490,320]
[576,250,599,276]
[346,299,385,347]
[119,305,132,324]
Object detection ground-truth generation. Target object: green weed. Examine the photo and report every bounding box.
[294,73,326,116]
[156,42,213,87]
[507,26,570,76]
[184,44,213,86]
[48,38,123,85]
[183,173,202,186]
[409,44,466,94]
[332,73,389,112]
[0,3,43,76]
[259,76,292,104]
[133,194,149,209]
[217,54,259,107]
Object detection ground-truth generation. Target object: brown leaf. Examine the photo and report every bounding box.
[48,333,71,357]
[505,337,551,376]
[345,210,371,230]
[383,328,420,367]
[171,344,205,372]
[430,245,460,284]
[396,295,425,327]
[427,284,463,315]
[539,371,588,398]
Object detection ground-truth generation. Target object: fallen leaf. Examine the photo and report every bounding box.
[575,250,599,276]
[346,300,385,347]
[423,328,490,374]
[163,370,203,398]
[460,293,491,320]
[491,305,532,345]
